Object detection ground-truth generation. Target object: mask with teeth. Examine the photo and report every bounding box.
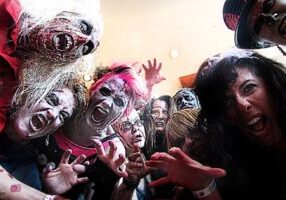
[17,11,99,63]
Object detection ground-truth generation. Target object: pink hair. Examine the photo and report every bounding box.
[90,63,147,116]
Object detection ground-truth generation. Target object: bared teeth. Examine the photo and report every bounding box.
[246,117,261,126]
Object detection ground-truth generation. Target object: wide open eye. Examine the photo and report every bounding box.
[99,87,111,96]
[114,97,124,107]
[45,93,59,106]
[82,41,94,55]
[80,20,93,35]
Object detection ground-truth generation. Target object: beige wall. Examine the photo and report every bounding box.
[93,0,284,96]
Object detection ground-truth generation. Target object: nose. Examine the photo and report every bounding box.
[235,95,251,112]
[131,125,138,134]
[46,106,62,120]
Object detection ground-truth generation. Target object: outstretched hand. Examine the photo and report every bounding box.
[42,149,88,195]
[142,58,166,88]
[145,147,226,190]
[93,139,128,178]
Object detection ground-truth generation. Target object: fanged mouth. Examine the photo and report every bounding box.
[53,33,74,51]
[91,106,109,123]
[30,114,47,132]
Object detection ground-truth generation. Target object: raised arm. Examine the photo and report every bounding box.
[142,58,166,98]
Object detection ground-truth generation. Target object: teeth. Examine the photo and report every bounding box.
[53,34,73,50]
[247,117,261,126]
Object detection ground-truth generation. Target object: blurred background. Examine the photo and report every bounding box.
[93,0,285,96]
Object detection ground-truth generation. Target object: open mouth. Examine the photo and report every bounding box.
[91,106,109,122]
[30,114,47,132]
[155,122,164,127]
[134,135,142,143]
[245,116,267,136]
[53,33,74,51]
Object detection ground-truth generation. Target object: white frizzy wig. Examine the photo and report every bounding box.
[19,0,103,34]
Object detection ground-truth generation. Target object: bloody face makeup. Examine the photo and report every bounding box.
[18,11,99,62]
[174,89,200,110]
[151,99,169,132]
[11,87,75,141]
[225,67,281,146]
[118,109,146,149]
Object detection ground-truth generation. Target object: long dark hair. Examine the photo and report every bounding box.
[142,95,176,158]
[194,50,286,163]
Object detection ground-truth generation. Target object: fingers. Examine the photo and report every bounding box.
[142,64,148,71]
[148,60,152,68]
[145,160,166,170]
[153,58,156,68]
[42,162,56,176]
[71,154,86,166]
[77,177,89,184]
[168,147,191,162]
[204,167,226,178]
[73,164,86,174]
[150,152,175,162]
[148,177,170,187]
[108,140,117,159]
[114,154,126,167]
[93,139,105,157]
[60,149,72,164]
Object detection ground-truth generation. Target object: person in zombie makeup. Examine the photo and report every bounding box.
[173,88,200,110]
[222,0,286,49]
[146,49,286,200]
[0,79,89,200]
[112,109,153,200]
[0,0,102,137]
[34,64,148,199]
[142,95,176,159]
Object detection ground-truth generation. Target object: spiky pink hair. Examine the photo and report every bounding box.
[90,63,147,116]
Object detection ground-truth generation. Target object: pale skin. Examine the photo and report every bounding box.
[42,149,88,195]
[146,147,226,200]
[0,165,67,200]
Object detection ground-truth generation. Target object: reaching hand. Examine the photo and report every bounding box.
[125,145,150,181]
[42,149,88,195]
[142,58,166,88]
[93,139,128,178]
[145,147,226,190]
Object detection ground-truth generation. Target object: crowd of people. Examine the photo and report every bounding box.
[1,0,286,199]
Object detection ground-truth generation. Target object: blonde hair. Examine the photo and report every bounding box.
[166,108,199,149]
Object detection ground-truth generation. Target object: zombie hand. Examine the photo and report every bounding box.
[42,149,88,194]
[146,147,226,190]
[93,139,128,178]
[142,58,166,88]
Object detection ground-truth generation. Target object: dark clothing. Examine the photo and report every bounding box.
[0,134,41,190]
[34,131,120,200]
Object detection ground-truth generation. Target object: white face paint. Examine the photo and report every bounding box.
[12,87,75,140]
[118,109,146,148]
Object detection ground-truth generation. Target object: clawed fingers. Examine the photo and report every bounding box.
[93,139,105,156]
[60,149,72,164]
[71,154,86,166]
[108,141,117,159]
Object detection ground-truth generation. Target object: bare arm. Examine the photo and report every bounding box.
[0,164,49,200]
